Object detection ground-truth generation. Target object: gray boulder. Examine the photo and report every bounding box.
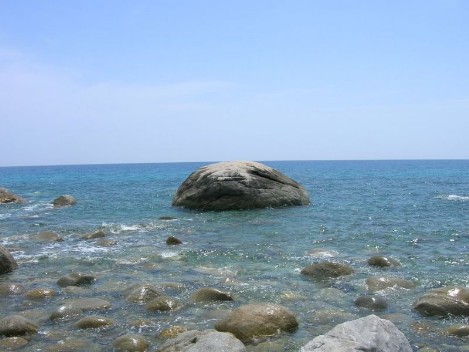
[0,246,18,274]
[214,303,298,343]
[157,329,246,352]
[300,314,412,352]
[0,188,23,204]
[172,161,310,211]
[52,194,76,207]
[413,287,469,316]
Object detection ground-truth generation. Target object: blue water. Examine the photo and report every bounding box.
[1,160,468,351]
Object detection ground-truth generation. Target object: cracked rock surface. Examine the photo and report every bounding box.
[172,161,310,211]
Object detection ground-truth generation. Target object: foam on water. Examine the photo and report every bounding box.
[446,194,469,201]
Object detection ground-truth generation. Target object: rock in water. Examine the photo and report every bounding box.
[413,287,469,316]
[52,195,77,207]
[172,161,310,211]
[0,246,18,274]
[0,188,23,204]
[157,330,246,352]
[300,314,412,352]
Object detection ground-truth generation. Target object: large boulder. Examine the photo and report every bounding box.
[0,188,23,204]
[214,303,298,343]
[413,287,469,316]
[300,314,412,352]
[0,315,39,337]
[157,329,246,352]
[52,195,76,207]
[172,161,310,211]
[0,246,18,274]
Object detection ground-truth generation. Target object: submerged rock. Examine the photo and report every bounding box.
[124,284,164,303]
[0,315,39,337]
[159,325,188,339]
[0,246,18,274]
[166,236,182,245]
[157,329,246,352]
[172,161,310,211]
[0,188,23,204]
[113,334,150,352]
[35,231,64,242]
[57,272,96,287]
[49,304,84,320]
[0,336,29,349]
[63,298,111,311]
[74,315,114,329]
[25,288,56,300]
[191,287,234,302]
[366,276,416,292]
[51,195,76,207]
[214,303,298,343]
[300,314,412,352]
[367,255,401,268]
[0,283,26,296]
[445,324,469,337]
[301,261,354,280]
[354,295,388,310]
[413,287,469,316]
[146,296,181,312]
[81,229,106,240]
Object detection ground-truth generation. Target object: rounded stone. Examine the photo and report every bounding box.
[81,229,105,240]
[354,295,388,310]
[112,334,150,352]
[0,315,39,337]
[367,255,401,268]
[166,236,182,245]
[413,287,469,316]
[159,325,187,339]
[50,305,84,320]
[146,296,181,312]
[57,273,96,287]
[214,303,298,343]
[172,161,310,211]
[158,330,246,352]
[124,284,164,303]
[0,283,26,296]
[0,336,29,349]
[191,287,234,302]
[26,288,56,300]
[0,246,18,274]
[51,195,76,207]
[301,261,354,280]
[366,276,416,292]
[445,324,469,337]
[74,315,114,329]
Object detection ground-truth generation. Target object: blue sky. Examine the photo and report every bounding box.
[1,1,468,166]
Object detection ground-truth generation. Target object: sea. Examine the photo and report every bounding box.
[0,160,468,351]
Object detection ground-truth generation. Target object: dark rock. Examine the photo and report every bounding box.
[25,288,56,300]
[0,188,23,204]
[413,287,469,316]
[49,305,83,320]
[366,276,416,292]
[159,216,177,221]
[0,315,39,337]
[166,236,182,245]
[191,287,234,302]
[300,314,412,352]
[113,334,150,352]
[172,161,310,211]
[51,195,76,207]
[0,246,18,274]
[81,229,106,240]
[57,272,95,287]
[124,284,164,303]
[146,296,181,312]
[301,261,354,280]
[0,283,26,296]
[367,255,401,268]
[214,303,298,343]
[157,329,246,352]
[354,295,388,310]
[74,315,114,329]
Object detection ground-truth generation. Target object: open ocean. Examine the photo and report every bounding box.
[1,160,468,351]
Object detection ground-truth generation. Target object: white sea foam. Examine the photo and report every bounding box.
[446,194,469,201]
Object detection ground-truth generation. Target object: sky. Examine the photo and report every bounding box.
[1,0,468,166]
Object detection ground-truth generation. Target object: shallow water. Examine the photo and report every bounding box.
[1,160,468,351]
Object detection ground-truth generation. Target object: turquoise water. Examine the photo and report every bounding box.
[1,160,468,351]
